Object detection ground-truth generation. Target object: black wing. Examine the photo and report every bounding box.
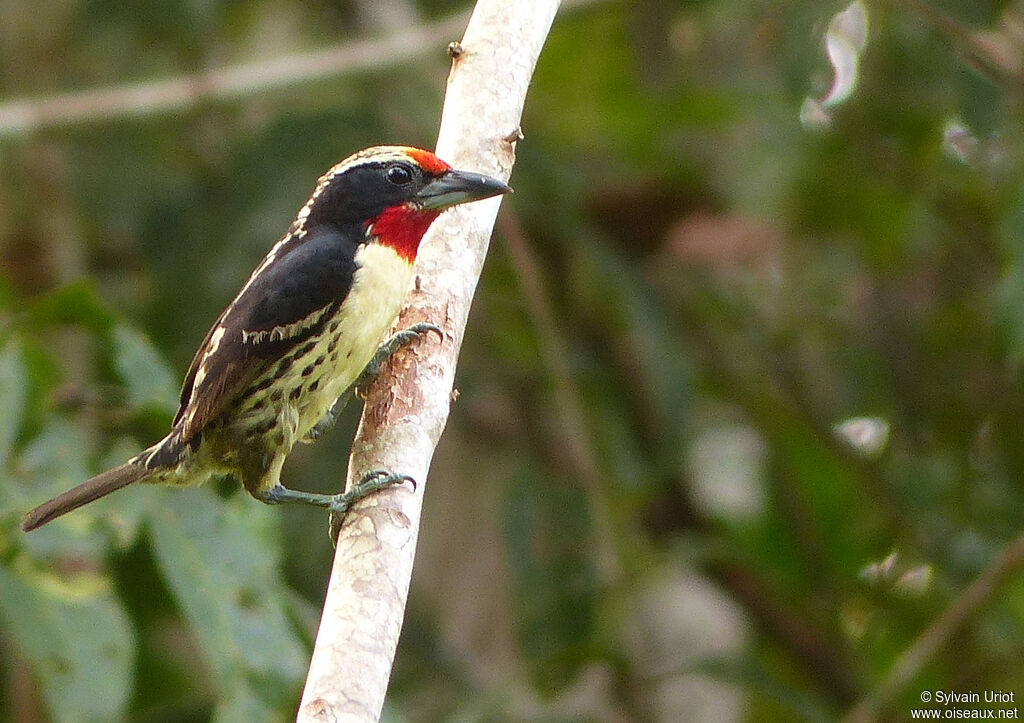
[171,226,361,444]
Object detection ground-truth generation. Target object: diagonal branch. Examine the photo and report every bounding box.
[0,0,602,138]
[844,527,1024,722]
[0,13,469,136]
[296,2,561,721]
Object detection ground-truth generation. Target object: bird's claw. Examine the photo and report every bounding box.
[354,323,443,397]
[328,469,417,543]
[394,322,443,345]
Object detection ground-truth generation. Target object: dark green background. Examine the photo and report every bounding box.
[1,1,1022,720]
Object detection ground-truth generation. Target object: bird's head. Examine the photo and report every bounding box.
[296,146,511,262]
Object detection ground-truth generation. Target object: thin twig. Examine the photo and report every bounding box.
[296,3,561,721]
[0,14,468,136]
[0,0,604,138]
[844,527,1024,722]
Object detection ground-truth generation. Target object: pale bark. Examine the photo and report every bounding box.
[297,2,561,721]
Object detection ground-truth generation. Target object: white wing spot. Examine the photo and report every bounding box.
[206,325,227,355]
[241,304,332,345]
[190,325,227,393]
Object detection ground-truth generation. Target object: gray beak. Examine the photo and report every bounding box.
[416,169,512,211]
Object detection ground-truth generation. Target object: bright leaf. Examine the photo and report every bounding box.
[0,564,134,723]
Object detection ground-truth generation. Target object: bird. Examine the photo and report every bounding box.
[21,145,510,535]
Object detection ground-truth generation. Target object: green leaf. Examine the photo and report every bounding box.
[148,488,307,718]
[16,419,92,501]
[9,420,111,560]
[0,564,134,723]
[22,281,116,334]
[0,335,26,469]
[111,323,179,415]
[11,422,154,554]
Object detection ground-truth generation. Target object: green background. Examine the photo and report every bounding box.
[1,0,1023,720]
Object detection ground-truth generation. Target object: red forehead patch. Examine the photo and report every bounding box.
[405,148,450,175]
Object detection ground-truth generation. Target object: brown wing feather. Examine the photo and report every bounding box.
[174,321,271,445]
[171,224,356,445]
[171,305,337,446]
[173,310,229,427]
[180,356,264,443]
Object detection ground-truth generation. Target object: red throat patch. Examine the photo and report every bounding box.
[368,204,441,263]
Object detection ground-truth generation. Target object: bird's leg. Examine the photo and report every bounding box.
[353,322,442,398]
[256,470,415,543]
[327,470,416,542]
[276,323,437,538]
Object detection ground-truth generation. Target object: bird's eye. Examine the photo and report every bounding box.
[386,164,414,185]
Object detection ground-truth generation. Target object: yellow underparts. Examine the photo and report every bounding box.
[172,242,416,494]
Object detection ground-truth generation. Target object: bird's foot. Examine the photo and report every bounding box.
[328,469,417,543]
[302,323,441,443]
[354,322,442,398]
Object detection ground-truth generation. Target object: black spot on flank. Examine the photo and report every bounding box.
[346,349,353,358]
[278,357,294,374]
[308,379,320,392]
[301,362,316,377]
[270,389,283,402]
[330,352,339,362]
[327,338,338,353]
[290,387,302,400]
[240,377,272,400]
[298,341,316,357]
[329,320,340,333]
[250,398,266,412]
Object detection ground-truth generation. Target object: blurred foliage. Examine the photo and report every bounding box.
[2,0,1024,721]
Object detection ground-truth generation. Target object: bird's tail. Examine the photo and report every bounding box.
[21,461,151,532]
